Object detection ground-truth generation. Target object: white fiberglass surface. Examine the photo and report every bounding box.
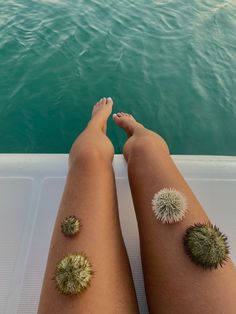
[0,154,235,314]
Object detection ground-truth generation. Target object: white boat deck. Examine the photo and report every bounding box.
[0,154,236,314]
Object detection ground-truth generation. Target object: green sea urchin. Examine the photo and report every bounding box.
[183,223,230,269]
[152,188,187,223]
[54,253,93,295]
[61,216,81,237]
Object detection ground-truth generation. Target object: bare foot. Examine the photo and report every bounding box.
[112,113,143,137]
[89,97,113,133]
[113,112,169,160]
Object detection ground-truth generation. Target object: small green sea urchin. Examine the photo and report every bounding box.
[61,216,81,237]
[152,188,187,223]
[54,253,93,295]
[183,223,230,269]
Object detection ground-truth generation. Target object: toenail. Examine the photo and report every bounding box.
[107,97,112,100]
[113,113,117,117]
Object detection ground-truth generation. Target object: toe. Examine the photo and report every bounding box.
[112,113,121,123]
[112,113,134,135]
[106,97,113,106]
[101,97,106,105]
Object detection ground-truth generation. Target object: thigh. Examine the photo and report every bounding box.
[127,141,236,314]
[38,149,138,314]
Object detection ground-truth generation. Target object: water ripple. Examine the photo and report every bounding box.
[0,0,236,155]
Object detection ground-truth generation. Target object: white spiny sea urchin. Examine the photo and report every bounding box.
[61,216,81,237]
[54,253,93,295]
[152,188,187,223]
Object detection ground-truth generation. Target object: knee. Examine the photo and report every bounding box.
[69,143,107,169]
[128,134,170,160]
[69,128,114,168]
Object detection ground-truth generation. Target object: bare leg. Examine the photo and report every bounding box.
[38,99,139,314]
[113,112,236,314]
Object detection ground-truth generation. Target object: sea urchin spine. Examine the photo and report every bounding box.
[61,216,81,237]
[183,223,230,269]
[152,188,187,224]
[54,253,93,295]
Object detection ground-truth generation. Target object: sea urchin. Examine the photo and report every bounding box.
[54,253,93,295]
[61,216,81,237]
[152,188,187,223]
[183,223,230,269]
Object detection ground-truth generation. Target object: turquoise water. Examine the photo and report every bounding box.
[1,0,236,155]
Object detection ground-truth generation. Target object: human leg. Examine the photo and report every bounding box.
[113,112,236,314]
[37,100,139,314]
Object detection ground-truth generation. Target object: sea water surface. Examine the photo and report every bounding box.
[0,0,236,154]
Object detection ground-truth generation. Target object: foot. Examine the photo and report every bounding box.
[113,112,169,160]
[112,112,144,137]
[89,97,113,133]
